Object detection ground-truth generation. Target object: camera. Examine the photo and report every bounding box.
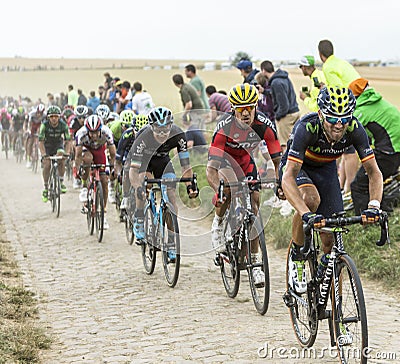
[313,77,322,88]
[301,86,309,93]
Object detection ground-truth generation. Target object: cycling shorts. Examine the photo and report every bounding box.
[45,142,64,156]
[83,145,107,166]
[143,156,175,179]
[295,161,343,217]
[218,157,260,191]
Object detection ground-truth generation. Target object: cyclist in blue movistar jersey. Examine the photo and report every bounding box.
[281,86,383,295]
[116,114,148,211]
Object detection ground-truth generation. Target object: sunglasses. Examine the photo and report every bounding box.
[234,105,256,113]
[152,123,172,136]
[323,114,352,125]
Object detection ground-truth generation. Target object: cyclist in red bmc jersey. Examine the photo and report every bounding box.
[206,84,282,284]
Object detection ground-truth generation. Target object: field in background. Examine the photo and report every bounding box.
[0,58,399,114]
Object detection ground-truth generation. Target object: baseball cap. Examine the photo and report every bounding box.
[236,59,253,70]
[299,55,315,67]
[349,78,369,97]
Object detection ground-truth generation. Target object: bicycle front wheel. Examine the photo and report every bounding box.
[52,172,61,218]
[332,255,368,364]
[142,203,156,274]
[95,182,104,242]
[87,186,95,236]
[285,244,318,347]
[220,219,240,298]
[161,204,180,288]
[247,216,270,315]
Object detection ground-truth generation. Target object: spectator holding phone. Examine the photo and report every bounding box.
[298,55,326,112]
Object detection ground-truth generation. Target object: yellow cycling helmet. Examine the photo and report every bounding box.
[228,83,259,107]
[317,86,356,116]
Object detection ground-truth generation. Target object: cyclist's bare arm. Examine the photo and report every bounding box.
[282,160,310,216]
[74,145,83,168]
[206,160,222,193]
[107,144,116,166]
[363,158,383,204]
[38,140,46,157]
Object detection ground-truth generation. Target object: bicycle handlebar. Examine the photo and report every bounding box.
[301,212,390,255]
[81,163,114,169]
[144,173,198,187]
[217,178,277,203]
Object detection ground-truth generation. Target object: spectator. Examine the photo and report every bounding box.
[254,72,275,121]
[318,39,361,192]
[87,91,100,112]
[67,85,79,108]
[77,89,87,106]
[59,92,68,109]
[172,74,204,128]
[130,82,154,115]
[184,64,208,110]
[298,55,326,112]
[183,118,207,154]
[103,72,113,90]
[260,60,300,151]
[236,59,259,85]
[98,85,106,102]
[349,78,400,213]
[205,85,231,123]
[116,81,132,113]
[47,93,56,107]
[318,39,360,88]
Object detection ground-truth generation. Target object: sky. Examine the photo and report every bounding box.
[2,0,399,62]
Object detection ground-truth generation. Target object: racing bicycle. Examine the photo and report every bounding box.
[215,178,270,315]
[283,211,389,364]
[140,174,198,288]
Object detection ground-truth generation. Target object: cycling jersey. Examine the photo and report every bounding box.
[129,124,189,174]
[12,113,26,132]
[116,127,135,163]
[38,119,71,155]
[108,120,125,145]
[28,110,45,134]
[0,113,11,130]
[75,125,114,149]
[69,117,85,139]
[284,112,374,167]
[208,111,281,175]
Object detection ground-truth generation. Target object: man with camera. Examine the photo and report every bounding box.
[298,55,326,112]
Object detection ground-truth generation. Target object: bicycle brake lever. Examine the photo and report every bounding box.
[376,212,390,247]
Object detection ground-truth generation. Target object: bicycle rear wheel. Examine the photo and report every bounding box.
[247,216,270,315]
[285,244,318,347]
[87,186,95,235]
[220,219,240,298]
[161,204,180,287]
[142,203,156,274]
[95,182,104,242]
[4,133,9,159]
[332,255,368,364]
[51,171,61,218]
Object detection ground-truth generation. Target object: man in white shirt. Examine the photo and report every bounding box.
[131,82,154,115]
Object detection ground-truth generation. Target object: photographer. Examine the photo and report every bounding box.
[298,55,326,112]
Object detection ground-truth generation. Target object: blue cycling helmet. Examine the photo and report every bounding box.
[148,106,174,126]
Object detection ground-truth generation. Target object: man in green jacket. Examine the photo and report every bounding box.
[349,78,400,213]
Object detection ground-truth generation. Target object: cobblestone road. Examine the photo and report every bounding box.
[0,157,399,364]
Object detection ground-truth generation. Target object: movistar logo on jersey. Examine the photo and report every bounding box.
[308,146,321,153]
[306,122,319,134]
[346,119,358,132]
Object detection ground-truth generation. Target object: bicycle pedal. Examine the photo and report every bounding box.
[282,292,294,307]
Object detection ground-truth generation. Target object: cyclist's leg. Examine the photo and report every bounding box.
[90,145,108,210]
